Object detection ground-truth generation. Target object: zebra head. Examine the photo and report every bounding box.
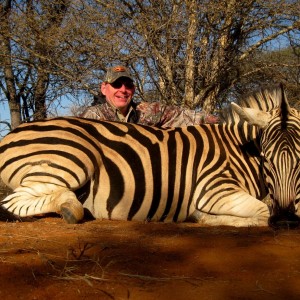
[232,87,300,228]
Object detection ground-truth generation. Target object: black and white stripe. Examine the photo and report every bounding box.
[0,86,299,227]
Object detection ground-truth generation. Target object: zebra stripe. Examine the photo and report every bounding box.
[0,86,299,227]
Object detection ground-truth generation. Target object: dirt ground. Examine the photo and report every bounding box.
[1,187,300,300]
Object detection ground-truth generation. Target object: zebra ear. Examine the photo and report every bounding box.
[279,83,291,115]
[231,102,272,128]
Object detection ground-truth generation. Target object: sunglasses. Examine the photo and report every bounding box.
[110,80,134,89]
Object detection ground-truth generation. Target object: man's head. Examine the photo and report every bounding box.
[101,65,135,115]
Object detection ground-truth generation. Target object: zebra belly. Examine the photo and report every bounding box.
[82,178,193,222]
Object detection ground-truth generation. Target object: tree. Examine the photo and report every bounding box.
[0,0,72,128]
[0,0,113,129]
[232,46,300,109]
[1,0,300,131]
[95,0,300,111]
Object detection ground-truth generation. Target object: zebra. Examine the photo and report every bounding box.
[0,86,299,227]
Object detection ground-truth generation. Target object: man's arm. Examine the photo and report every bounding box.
[158,105,219,128]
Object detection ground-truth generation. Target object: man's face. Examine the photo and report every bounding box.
[101,77,135,113]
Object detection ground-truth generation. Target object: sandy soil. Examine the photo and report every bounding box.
[1,187,300,300]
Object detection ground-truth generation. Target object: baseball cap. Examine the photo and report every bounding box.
[104,65,134,83]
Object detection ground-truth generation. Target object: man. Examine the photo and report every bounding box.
[81,65,219,127]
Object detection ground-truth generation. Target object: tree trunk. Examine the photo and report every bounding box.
[184,0,197,108]
[0,0,22,129]
[33,68,49,120]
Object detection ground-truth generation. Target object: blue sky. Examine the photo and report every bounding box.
[0,102,11,137]
[0,95,84,138]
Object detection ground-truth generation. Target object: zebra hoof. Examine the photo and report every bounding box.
[60,202,84,224]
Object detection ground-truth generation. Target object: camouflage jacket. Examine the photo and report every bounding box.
[81,101,219,128]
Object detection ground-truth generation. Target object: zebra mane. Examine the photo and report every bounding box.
[222,85,286,123]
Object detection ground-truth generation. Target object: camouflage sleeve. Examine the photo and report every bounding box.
[159,105,219,128]
[80,106,104,119]
[80,104,116,121]
[81,102,219,127]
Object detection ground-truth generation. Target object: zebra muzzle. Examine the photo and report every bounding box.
[268,203,300,229]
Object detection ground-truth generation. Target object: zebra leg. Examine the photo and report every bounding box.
[0,182,84,224]
[193,191,270,227]
[56,191,85,224]
[189,211,269,227]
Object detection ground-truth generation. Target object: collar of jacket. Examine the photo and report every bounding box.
[105,101,139,123]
